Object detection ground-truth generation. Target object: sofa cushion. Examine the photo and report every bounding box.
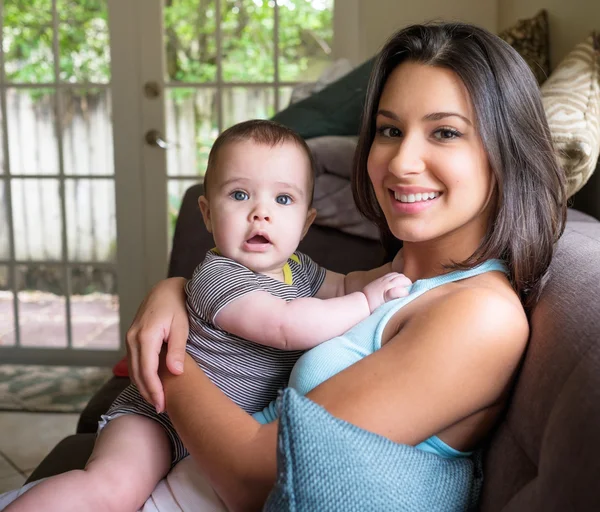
[480,213,600,511]
[308,135,379,240]
[541,33,600,198]
[270,58,374,140]
[498,9,551,85]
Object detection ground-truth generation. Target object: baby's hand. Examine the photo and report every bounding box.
[362,272,412,312]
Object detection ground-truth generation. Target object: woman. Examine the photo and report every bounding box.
[0,21,565,512]
[126,21,565,511]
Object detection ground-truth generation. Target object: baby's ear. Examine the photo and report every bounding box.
[301,207,317,239]
[198,195,212,233]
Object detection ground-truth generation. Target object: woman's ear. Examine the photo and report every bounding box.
[198,195,212,233]
[301,207,317,239]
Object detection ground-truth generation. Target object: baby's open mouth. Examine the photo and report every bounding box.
[247,235,270,244]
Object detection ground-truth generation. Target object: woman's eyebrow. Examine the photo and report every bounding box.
[423,112,472,125]
[376,109,472,126]
[376,109,400,120]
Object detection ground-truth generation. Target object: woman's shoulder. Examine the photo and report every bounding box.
[411,274,529,363]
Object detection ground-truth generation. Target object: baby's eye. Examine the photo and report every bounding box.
[433,128,461,141]
[276,194,292,205]
[231,190,249,201]
[377,126,402,138]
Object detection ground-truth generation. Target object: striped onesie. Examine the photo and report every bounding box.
[100,249,326,465]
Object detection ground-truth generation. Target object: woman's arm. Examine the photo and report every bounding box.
[126,277,189,412]
[163,286,529,511]
[160,354,278,511]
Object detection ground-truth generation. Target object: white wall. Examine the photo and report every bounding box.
[334,0,599,70]
[359,0,498,61]
[498,0,600,69]
[333,0,497,64]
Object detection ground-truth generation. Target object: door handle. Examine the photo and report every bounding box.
[145,129,174,149]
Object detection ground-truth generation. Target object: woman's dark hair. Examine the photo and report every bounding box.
[352,22,567,311]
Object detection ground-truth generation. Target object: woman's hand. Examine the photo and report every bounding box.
[126,277,189,412]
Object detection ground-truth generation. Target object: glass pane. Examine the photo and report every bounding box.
[70,265,119,350]
[62,88,114,176]
[164,0,217,83]
[278,86,293,112]
[58,0,110,83]
[65,179,116,262]
[168,178,201,254]
[0,265,15,347]
[0,182,9,259]
[12,179,62,261]
[3,1,54,83]
[16,264,67,348]
[222,87,275,129]
[278,0,333,82]
[6,89,59,175]
[0,102,5,176]
[166,87,218,178]
[221,0,274,82]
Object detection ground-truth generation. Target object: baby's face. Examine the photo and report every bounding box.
[200,140,316,278]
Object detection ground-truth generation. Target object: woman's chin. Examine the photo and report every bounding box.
[386,222,431,244]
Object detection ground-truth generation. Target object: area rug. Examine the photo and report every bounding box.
[0,365,114,413]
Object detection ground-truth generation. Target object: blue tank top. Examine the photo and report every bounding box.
[254,259,508,458]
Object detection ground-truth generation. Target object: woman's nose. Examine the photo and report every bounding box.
[388,136,426,176]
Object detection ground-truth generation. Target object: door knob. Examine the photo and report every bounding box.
[145,129,173,149]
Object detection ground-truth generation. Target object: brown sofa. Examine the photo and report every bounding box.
[28,174,600,509]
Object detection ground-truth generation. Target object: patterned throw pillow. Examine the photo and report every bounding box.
[498,9,550,85]
[541,33,600,198]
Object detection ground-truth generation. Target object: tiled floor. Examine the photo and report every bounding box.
[0,412,78,493]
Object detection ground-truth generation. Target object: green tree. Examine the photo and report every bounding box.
[3,0,332,85]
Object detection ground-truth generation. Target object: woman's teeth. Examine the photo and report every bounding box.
[394,191,440,203]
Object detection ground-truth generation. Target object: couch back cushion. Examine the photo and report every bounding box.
[480,211,600,511]
[168,184,385,279]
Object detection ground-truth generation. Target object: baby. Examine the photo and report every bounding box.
[4,119,410,512]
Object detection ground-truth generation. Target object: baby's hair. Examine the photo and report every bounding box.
[203,119,315,204]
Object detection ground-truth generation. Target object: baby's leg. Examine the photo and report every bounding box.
[4,415,171,512]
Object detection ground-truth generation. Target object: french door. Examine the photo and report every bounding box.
[0,0,336,365]
[0,0,127,365]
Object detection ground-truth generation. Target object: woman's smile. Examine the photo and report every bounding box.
[388,189,442,214]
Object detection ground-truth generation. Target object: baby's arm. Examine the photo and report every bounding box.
[215,272,410,351]
[317,250,405,299]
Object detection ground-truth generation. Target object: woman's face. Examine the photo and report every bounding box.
[367,61,495,250]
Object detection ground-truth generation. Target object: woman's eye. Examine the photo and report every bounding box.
[433,128,461,141]
[276,194,292,205]
[378,126,402,138]
[231,190,249,201]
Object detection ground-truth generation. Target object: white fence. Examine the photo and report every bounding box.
[3,87,289,263]
[5,89,115,263]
